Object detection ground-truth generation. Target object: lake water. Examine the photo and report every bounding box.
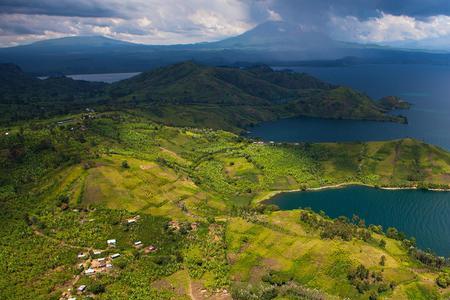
[39,72,139,83]
[248,64,450,150]
[265,186,450,256]
[67,72,140,83]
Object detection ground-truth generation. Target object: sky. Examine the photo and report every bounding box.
[0,0,449,50]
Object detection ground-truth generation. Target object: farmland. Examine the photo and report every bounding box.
[1,111,450,299]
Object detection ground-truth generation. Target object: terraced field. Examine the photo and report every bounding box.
[1,111,450,299]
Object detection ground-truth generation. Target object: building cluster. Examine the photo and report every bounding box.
[60,215,163,299]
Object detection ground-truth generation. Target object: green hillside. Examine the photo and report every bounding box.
[0,64,106,122]
[1,111,449,299]
[109,62,407,129]
[0,62,408,129]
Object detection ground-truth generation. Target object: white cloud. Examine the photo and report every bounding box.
[0,0,263,46]
[330,12,450,46]
[267,9,282,21]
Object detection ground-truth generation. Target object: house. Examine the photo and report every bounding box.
[144,245,157,254]
[134,241,142,247]
[68,297,77,300]
[97,257,106,262]
[93,250,102,255]
[111,253,121,259]
[77,253,86,259]
[84,268,95,275]
[107,239,116,246]
[127,218,137,224]
[106,263,113,269]
[77,285,86,292]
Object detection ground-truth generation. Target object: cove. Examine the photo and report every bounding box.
[265,185,450,256]
[248,64,450,150]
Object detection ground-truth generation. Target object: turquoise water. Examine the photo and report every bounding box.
[248,64,450,150]
[265,186,450,256]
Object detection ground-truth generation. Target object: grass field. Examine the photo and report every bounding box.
[1,111,450,299]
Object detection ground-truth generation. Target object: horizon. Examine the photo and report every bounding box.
[0,1,450,51]
[2,24,450,54]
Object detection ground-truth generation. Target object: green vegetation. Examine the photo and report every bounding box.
[0,62,407,130]
[378,96,412,110]
[1,110,450,299]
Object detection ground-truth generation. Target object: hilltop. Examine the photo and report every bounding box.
[108,61,407,129]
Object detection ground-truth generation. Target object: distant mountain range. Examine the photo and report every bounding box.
[0,21,449,74]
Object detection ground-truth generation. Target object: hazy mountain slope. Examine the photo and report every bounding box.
[1,22,449,74]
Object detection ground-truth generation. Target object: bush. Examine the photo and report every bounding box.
[88,283,106,294]
[436,273,450,288]
[379,255,386,266]
[262,271,292,286]
[121,160,130,168]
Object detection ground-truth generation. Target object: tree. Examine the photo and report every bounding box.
[379,239,386,248]
[121,160,130,168]
[386,227,399,239]
[88,283,106,294]
[379,255,386,266]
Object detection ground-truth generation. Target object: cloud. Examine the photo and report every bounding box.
[330,13,450,45]
[0,0,272,46]
[0,0,450,49]
[267,9,282,21]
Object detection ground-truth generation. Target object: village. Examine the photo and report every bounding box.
[59,215,200,300]
[60,215,161,300]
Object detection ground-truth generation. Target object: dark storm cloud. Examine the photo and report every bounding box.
[0,0,449,48]
[269,0,450,21]
[0,0,122,18]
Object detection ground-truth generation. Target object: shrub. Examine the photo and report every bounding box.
[436,273,450,288]
[88,283,106,294]
[121,160,130,168]
[379,255,386,266]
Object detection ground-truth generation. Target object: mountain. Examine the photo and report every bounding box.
[210,21,336,50]
[1,21,449,74]
[21,35,136,50]
[106,61,406,129]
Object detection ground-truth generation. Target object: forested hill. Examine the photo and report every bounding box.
[107,61,407,127]
[0,61,407,128]
[108,61,335,104]
[0,63,106,121]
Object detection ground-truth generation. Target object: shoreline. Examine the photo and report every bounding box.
[255,182,450,204]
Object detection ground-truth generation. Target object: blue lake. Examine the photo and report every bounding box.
[265,186,450,256]
[248,64,450,150]
[67,72,140,83]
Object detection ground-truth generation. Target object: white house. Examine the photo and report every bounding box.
[77,285,86,292]
[107,239,116,246]
[84,268,95,275]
